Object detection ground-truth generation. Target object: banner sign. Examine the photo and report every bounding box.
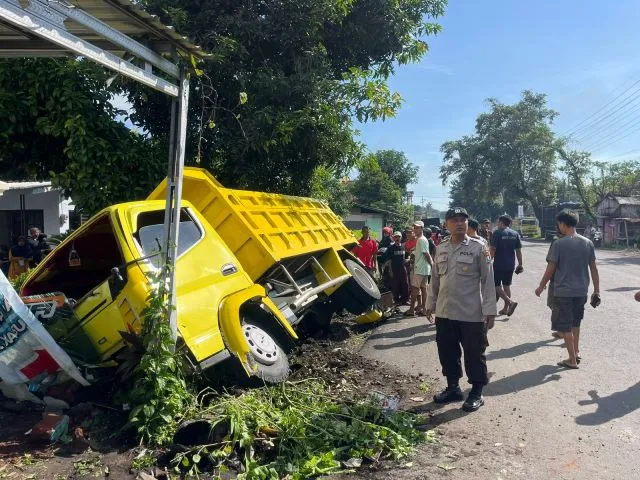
[0,271,88,386]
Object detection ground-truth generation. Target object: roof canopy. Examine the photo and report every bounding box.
[0,0,206,96]
[0,0,203,341]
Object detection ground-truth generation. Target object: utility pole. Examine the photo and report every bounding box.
[406,190,414,205]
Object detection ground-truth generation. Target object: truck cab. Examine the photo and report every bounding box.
[20,200,298,383]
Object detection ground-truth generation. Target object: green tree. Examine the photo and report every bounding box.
[441,91,560,215]
[557,148,597,220]
[374,150,419,193]
[351,155,403,209]
[0,58,165,214]
[350,152,416,227]
[120,0,446,195]
[309,166,354,218]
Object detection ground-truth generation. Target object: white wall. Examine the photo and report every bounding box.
[0,188,69,235]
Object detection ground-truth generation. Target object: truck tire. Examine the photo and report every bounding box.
[334,259,381,315]
[241,317,292,384]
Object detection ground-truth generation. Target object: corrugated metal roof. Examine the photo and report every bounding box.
[0,0,207,58]
[610,195,640,205]
[0,180,52,191]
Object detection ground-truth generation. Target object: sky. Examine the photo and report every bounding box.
[357,0,640,209]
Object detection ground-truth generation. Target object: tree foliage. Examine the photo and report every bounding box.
[441,91,561,217]
[0,58,165,214]
[375,150,419,192]
[559,149,640,218]
[350,150,417,227]
[121,0,446,196]
[309,166,354,218]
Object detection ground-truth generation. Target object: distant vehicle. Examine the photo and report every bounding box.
[535,202,587,241]
[513,217,540,238]
[422,217,442,228]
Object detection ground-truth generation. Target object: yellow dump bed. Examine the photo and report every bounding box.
[148,168,357,281]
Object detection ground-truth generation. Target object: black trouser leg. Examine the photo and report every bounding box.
[459,321,489,386]
[390,273,400,301]
[435,317,463,382]
[396,268,409,302]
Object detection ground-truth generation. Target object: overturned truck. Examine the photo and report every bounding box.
[20,168,380,383]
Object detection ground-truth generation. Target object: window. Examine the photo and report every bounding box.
[135,209,203,268]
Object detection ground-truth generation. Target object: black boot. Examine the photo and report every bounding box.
[433,385,464,404]
[462,383,485,412]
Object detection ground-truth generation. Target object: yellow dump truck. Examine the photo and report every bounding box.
[20,168,379,383]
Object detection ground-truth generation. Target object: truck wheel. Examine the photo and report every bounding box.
[242,318,291,383]
[334,259,381,315]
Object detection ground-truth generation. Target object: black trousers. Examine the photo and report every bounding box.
[435,317,488,385]
[391,268,409,302]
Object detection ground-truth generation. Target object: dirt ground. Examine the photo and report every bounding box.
[0,315,442,480]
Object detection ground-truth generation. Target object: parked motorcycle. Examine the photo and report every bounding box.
[593,230,603,248]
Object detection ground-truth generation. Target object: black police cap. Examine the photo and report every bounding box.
[445,207,469,220]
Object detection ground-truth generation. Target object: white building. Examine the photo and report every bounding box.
[0,181,73,246]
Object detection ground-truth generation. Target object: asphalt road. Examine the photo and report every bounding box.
[361,240,640,479]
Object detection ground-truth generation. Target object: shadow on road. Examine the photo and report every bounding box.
[575,382,640,426]
[486,338,561,361]
[605,286,640,292]
[408,402,469,426]
[372,333,436,350]
[596,256,640,266]
[484,364,563,396]
[368,322,433,341]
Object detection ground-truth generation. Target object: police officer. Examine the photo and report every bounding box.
[426,207,497,412]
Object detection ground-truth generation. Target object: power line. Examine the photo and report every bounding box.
[580,111,640,150]
[568,85,640,140]
[562,76,640,136]
[572,97,640,145]
[590,120,640,154]
[599,147,640,160]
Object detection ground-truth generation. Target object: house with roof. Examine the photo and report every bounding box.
[342,204,392,239]
[596,194,640,246]
[0,181,73,246]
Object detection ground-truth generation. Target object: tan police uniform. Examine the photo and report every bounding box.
[428,234,497,387]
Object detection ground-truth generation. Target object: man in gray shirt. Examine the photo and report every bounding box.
[535,210,600,369]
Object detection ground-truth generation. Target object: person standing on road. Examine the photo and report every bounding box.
[479,219,493,244]
[467,219,486,244]
[353,226,378,276]
[383,231,410,305]
[405,221,432,317]
[535,210,601,369]
[427,208,497,412]
[490,215,523,316]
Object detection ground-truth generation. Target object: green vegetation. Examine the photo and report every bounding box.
[172,380,432,479]
[0,58,165,214]
[127,274,192,446]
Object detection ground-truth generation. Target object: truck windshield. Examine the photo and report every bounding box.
[136,210,202,268]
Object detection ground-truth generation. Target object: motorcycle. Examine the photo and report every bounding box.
[593,230,602,248]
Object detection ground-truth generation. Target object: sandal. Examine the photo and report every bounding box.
[498,308,508,316]
[507,302,519,316]
[403,310,416,317]
[557,360,579,369]
[576,355,581,364]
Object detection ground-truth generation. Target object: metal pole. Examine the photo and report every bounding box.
[161,68,190,343]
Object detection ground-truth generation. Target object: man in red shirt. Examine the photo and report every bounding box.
[353,226,378,275]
